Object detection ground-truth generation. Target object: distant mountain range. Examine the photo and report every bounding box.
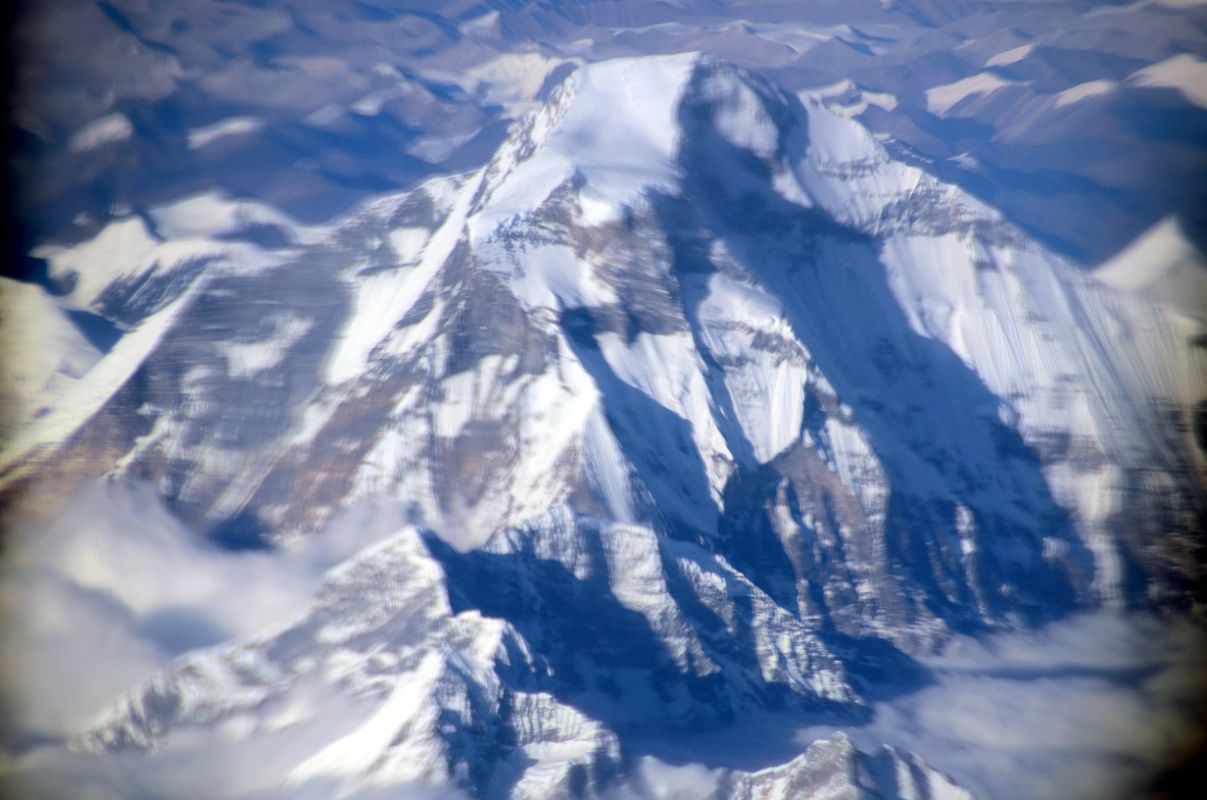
[7,0,1207,273]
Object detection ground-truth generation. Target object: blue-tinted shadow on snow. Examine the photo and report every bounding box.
[666,60,1095,628]
[426,517,863,743]
[559,304,720,539]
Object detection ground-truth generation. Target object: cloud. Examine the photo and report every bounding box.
[3,483,1203,800]
[794,611,1207,800]
[0,703,470,800]
[0,568,167,740]
[618,757,723,800]
[0,482,462,800]
[0,482,402,740]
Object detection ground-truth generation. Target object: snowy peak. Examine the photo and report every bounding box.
[468,53,836,236]
[470,52,1006,249]
[470,53,701,235]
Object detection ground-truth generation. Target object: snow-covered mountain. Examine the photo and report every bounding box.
[2,53,1204,799]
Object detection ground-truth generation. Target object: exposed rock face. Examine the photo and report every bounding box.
[6,54,1204,799]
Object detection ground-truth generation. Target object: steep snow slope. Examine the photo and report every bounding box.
[6,54,1204,799]
[0,278,101,441]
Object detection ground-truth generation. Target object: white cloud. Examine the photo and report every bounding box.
[630,757,722,799]
[795,611,1207,800]
[0,483,453,799]
[1,710,470,800]
[3,484,1202,800]
[0,483,403,739]
[0,569,167,737]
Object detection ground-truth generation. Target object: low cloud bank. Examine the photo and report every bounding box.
[0,482,402,741]
[2,483,1203,799]
[796,611,1207,800]
[0,482,432,799]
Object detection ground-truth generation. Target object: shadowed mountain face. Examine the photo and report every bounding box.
[1,51,1203,799]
